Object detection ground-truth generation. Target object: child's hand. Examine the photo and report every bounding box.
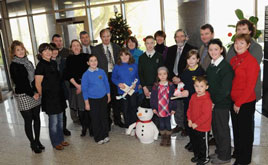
[172,76,180,84]
[171,111,176,115]
[107,94,111,103]
[212,104,215,110]
[181,90,189,97]
[118,83,125,89]
[85,100,90,111]
[192,123,197,129]
[143,86,150,97]
[33,93,39,100]
[188,120,192,127]
[234,104,240,114]
[153,109,158,114]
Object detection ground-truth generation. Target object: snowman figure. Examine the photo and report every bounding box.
[126,107,159,144]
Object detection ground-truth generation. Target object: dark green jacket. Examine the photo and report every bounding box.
[138,52,163,89]
[206,59,234,109]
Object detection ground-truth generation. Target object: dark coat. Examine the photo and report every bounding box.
[165,43,196,80]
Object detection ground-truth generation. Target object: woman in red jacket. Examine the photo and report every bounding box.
[230,34,260,165]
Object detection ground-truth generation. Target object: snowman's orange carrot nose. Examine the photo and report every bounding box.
[138,113,142,117]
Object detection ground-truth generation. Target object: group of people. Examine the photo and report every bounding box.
[10,18,262,165]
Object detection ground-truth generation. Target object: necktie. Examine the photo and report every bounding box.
[173,47,182,76]
[107,46,114,64]
[86,47,89,54]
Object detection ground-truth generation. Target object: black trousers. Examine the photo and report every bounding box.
[212,108,231,160]
[20,105,41,144]
[89,96,109,142]
[108,73,122,124]
[78,110,92,133]
[121,93,137,127]
[231,100,255,164]
[191,129,209,161]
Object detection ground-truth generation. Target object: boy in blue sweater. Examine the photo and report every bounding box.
[81,55,111,144]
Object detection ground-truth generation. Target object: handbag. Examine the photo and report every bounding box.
[14,93,41,111]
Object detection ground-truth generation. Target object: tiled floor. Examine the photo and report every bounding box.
[0,97,267,165]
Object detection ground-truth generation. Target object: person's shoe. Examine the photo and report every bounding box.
[187,144,193,152]
[36,141,45,150]
[166,131,172,146]
[61,141,69,146]
[172,126,183,134]
[89,129,94,137]
[31,143,42,153]
[191,156,199,163]
[209,153,218,160]
[80,128,86,137]
[55,145,64,150]
[208,137,216,146]
[115,122,125,128]
[97,140,104,144]
[63,129,71,136]
[196,158,210,165]
[184,142,192,149]
[160,133,167,146]
[103,137,110,143]
[211,157,231,164]
[181,129,188,136]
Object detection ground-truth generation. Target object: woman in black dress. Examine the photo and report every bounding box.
[35,43,69,150]
[10,40,43,153]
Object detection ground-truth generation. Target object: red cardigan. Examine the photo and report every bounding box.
[230,50,260,107]
[187,91,212,132]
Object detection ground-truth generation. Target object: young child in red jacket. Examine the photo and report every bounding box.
[187,76,212,165]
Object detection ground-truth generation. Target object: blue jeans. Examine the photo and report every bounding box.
[48,112,64,147]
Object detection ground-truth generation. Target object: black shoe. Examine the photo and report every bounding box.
[191,156,199,163]
[208,137,216,146]
[63,129,71,136]
[89,129,94,137]
[31,143,42,154]
[196,158,210,165]
[184,142,192,149]
[187,144,193,152]
[172,126,183,134]
[115,122,125,128]
[36,141,45,150]
[80,129,86,137]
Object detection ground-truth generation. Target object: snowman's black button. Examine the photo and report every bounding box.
[142,130,144,132]
[142,125,144,127]
[141,134,144,136]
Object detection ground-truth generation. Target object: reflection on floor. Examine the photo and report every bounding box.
[0,97,268,165]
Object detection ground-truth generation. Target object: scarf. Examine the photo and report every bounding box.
[12,56,35,86]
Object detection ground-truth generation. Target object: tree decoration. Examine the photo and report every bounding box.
[108,6,131,47]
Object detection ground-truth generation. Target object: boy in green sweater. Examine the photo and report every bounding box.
[206,39,234,164]
[138,35,163,99]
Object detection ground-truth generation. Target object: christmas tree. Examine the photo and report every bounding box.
[108,10,132,47]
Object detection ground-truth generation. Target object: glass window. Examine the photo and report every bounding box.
[33,14,56,46]
[257,0,268,44]
[9,17,35,64]
[30,0,53,14]
[164,0,179,46]
[209,0,254,47]
[55,9,86,19]
[125,0,161,50]
[55,0,85,10]
[90,0,120,5]
[91,5,120,43]
[6,0,27,17]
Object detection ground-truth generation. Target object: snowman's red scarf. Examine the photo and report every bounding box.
[136,120,152,124]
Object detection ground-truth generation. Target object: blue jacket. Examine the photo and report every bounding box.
[81,68,110,99]
[112,63,139,94]
[129,48,143,65]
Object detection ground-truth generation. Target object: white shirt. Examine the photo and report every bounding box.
[146,50,156,58]
[211,56,224,67]
[82,45,91,54]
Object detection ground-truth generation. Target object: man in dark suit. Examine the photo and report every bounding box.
[80,31,94,54]
[92,28,123,128]
[165,29,196,139]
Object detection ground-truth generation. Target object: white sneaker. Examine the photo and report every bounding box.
[97,140,104,144]
[103,137,110,143]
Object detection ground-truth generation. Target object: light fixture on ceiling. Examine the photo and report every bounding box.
[64,1,73,5]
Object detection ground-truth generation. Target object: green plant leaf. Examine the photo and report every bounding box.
[235,9,244,20]
[249,16,258,25]
[231,34,236,42]
[254,30,262,39]
[228,25,236,28]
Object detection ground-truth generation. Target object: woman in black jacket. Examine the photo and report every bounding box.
[10,40,43,153]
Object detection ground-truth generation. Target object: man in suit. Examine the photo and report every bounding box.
[80,31,94,54]
[165,29,196,138]
[199,24,215,71]
[92,28,124,128]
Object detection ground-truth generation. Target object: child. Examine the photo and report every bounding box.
[81,55,111,144]
[206,39,233,164]
[180,49,205,151]
[187,76,212,165]
[112,48,139,129]
[150,66,176,146]
[138,35,164,100]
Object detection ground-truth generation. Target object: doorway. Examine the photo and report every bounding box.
[56,16,89,48]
